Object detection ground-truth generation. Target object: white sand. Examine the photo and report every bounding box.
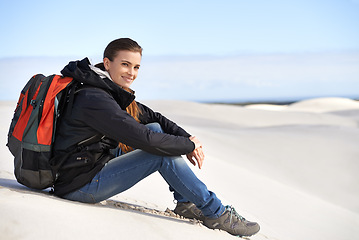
[1,97,359,240]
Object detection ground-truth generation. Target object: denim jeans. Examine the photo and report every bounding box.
[63,123,225,218]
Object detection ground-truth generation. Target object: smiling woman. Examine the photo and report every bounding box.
[104,51,141,88]
[93,39,144,153]
[95,39,142,89]
[50,37,260,238]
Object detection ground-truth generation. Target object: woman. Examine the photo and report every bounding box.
[53,38,260,237]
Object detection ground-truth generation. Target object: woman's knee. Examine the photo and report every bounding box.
[162,155,187,169]
[145,122,163,133]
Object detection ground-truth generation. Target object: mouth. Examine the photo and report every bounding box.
[122,76,133,83]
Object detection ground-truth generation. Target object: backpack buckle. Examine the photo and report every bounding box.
[30,99,37,108]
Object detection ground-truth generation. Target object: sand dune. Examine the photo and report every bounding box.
[288,97,359,113]
[1,97,358,240]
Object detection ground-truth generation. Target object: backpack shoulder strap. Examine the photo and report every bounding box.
[21,74,46,110]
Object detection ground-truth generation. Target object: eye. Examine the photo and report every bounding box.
[122,62,129,66]
[135,66,140,70]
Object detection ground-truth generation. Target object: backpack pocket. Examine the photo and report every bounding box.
[15,146,54,189]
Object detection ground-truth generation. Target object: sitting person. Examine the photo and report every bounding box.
[53,38,260,237]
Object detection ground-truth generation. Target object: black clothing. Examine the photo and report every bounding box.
[53,58,194,196]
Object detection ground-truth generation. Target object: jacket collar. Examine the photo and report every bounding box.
[89,64,112,80]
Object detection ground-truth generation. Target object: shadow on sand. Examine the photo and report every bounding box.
[0,177,198,225]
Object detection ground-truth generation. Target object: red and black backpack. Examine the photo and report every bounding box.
[7,74,75,189]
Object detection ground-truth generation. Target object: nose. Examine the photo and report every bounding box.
[127,67,134,76]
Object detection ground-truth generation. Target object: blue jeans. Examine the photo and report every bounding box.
[63,123,225,218]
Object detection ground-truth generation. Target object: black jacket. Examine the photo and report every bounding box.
[53,58,194,196]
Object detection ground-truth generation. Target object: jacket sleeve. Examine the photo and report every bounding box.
[72,89,195,156]
[137,102,191,137]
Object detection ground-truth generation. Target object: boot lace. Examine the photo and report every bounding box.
[226,205,246,223]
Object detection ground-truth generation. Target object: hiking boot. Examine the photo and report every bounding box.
[173,202,205,221]
[203,205,260,237]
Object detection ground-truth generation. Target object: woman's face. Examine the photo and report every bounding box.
[104,50,142,88]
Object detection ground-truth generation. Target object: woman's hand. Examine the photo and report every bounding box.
[187,136,205,169]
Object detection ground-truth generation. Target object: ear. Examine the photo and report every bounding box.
[103,57,110,71]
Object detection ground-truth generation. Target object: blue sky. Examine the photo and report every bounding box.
[1,0,358,57]
[0,0,358,102]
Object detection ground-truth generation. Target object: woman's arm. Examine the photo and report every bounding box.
[72,89,195,156]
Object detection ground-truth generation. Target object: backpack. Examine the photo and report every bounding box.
[7,74,75,190]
